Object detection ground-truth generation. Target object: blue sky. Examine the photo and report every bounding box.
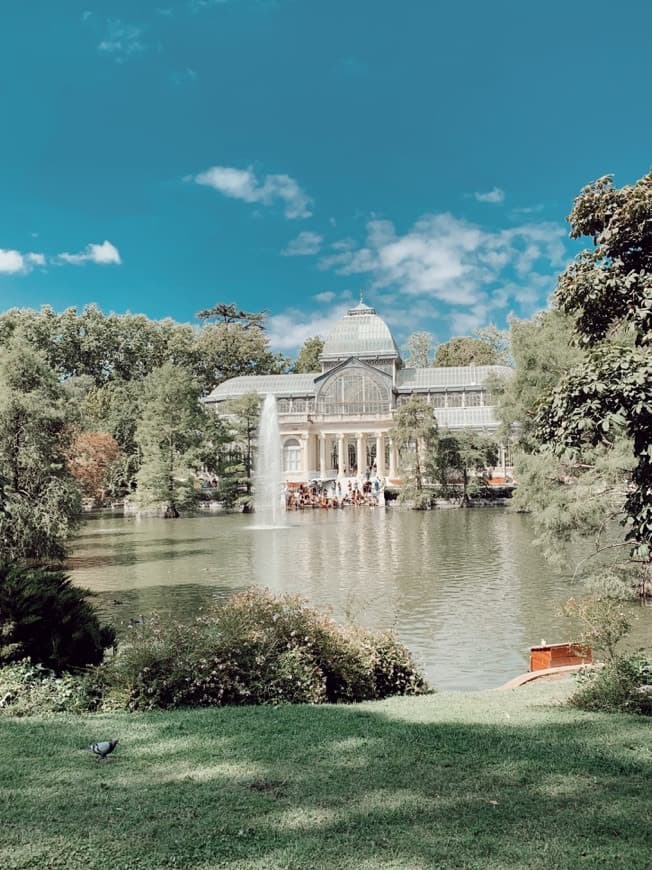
[1,1,651,356]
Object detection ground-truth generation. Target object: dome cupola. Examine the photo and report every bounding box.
[320,296,401,371]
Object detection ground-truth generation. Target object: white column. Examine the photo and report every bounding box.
[300,435,309,479]
[388,435,397,479]
[319,433,326,480]
[337,434,345,478]
[356,432,364,476]
[376,432,385,476]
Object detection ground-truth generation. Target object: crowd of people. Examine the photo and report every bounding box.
[285,476,385,509]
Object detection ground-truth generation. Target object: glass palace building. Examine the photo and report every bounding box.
[204,301,512,484]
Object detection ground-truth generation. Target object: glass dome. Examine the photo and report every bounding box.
[320,302,401,361]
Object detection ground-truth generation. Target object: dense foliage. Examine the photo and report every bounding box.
[434,430,498,503]
[402,331,435,368]
[0,303,293,513]
[0,564,115,673]
[0,338,81,562]
[536,170,652,562]
[94,588,428,710]
[0,661,97,716]
[66,432,121,505]
[569,657,652,715]
[564,594,651,715]
[394,397,438,506]
[216,393,261,510]
[0,303,288,395]
[293,336,324,373]
[132,363,211,515]
[493,310,583,449]
[433,326,510,367]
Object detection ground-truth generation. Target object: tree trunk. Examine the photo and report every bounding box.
[163,503,179,519]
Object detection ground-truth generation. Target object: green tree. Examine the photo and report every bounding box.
[194,321,289,392]
[401,331,434,368]
[196,302,267,327]
[0,304,286,395]
[393,397,437,508]
[132,364,207,517]
[434,430,499,504]
[0,564,115,672]
[293,336,324,373]
[218,393,261,511]
[493,310,583,450]
[0,337,81,563]
[83,379,143,456]
[434,327,510,367]
[537,170,652,563]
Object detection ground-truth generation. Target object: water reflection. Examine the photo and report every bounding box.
[70,509,652,691]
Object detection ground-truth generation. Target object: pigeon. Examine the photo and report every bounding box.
[89,739,119,761]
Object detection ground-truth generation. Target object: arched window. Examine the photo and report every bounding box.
[317,370,390,416]
[283,438,301,472]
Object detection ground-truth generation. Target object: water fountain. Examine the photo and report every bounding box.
[252,394,287,528]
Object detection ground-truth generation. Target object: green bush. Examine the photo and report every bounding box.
[0,564,116,673]
[0,661,97,716]
[569,656,652,716]
[95,588,429,710]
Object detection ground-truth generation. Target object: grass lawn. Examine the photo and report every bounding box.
[0,681,649,869]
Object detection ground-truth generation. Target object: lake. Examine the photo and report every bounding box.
[69,507,652,691]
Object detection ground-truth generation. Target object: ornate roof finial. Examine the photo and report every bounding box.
[359,288,364,304]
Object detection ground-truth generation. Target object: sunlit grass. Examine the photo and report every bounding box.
[0,682,649,869]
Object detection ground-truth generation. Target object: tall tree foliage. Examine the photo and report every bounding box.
[493,310,583,449]
[393,397,438,507]
[195,321,288,387]
[537,171,652,562]
[217,393,261,510]
[66,432,121,505]
[133,364,208,517]
[434,431,498,503]
[293,336,324,373]
[434,326,510,367]
[402,331,435,368]
[0,304,288,395]
[0,338,81,563]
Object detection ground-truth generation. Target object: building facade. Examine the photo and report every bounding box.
[204,301,512,484]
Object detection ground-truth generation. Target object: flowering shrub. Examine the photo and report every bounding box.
[0,661,97,716]
[95,588,429,710]
[570,656,652,716]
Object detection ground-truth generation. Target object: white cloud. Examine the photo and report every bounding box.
[282,231,323,256]
[513,203,545,215]
[474,187,505,204]
[0,248,47,275]
[267,304,348,352]
[449,309,488,335]
[1,241,121,276]
[318,213,567,312]
[194,165,312,219]
[57,240,122,266]
[314,290,336,303]
[0,249,27,274]
[98,19,145,63]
